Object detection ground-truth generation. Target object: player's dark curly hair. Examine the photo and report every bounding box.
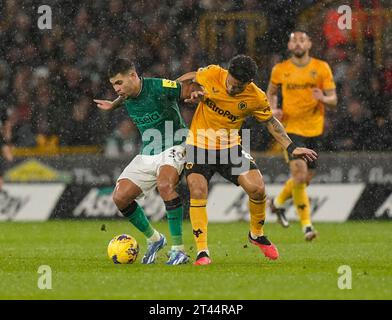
[107,58,136,78]
[228,55,257,83]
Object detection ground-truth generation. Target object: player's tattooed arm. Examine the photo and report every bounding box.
[93,96,124,110]
[265,116,318,162]
[265,116,292,149]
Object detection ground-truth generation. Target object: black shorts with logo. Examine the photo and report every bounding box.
[285,134,321,170]
[184,144,259,186]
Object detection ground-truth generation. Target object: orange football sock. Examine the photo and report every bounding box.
[249,194,266,237]
[292,182,311,227]
[275,178,294,208]
[189,198,208,253]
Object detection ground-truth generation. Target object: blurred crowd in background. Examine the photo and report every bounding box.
[0,0,390,157]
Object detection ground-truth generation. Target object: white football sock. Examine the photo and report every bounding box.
[147,229,161,242]
[171,245,185,251]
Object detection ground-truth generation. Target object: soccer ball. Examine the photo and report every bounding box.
[107,234,139,264]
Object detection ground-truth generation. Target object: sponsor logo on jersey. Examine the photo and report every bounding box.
[132,111,161,126]
[162,79,177,88]
[185,162,194,170]
[205,98,240,123]
[286,82,316,90]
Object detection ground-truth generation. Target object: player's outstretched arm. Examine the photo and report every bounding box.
[176,71,197,83]
[265,116,318,162]
[182,87,206,104]
[93,96,124,110]
[177,72,206,104]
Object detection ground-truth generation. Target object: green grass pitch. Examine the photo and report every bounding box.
[0,220,391,300]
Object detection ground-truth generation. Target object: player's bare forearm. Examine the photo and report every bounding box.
[265,116,292,149]
[176,71,197,83]
[180,80,204,101]
[313,88,337,108]
[111,96,125,109]
[265,117,318,162]
[93,96,124,110]
[177,71,206,103]
[322,92,338,108]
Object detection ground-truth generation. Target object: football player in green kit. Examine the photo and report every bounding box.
[94,58,192,265]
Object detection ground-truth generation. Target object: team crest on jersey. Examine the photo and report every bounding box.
[238,101,247,110]
[185,162,194,170]
[310,70,318,79]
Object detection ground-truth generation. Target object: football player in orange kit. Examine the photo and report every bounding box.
[267,31,337,240]
[178,55,318,265]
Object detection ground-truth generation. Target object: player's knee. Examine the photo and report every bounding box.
[190,188,207,199]
[290,160,308,183]
[292,172,307,184]
[157,180,176,199]
[189,183,208,199]
[245,182,265,201]
[306,171,315,184]
[112,189,130,209]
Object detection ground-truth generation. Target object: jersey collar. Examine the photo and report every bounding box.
[290,57,312,68]
[135,77,144,98]
[127,77,144,100]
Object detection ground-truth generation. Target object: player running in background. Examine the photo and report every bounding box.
[94,58,192,265]
[267,30,337,240]
[0,107,13,194]
[178,55,318,265]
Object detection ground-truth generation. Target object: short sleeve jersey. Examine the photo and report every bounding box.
[187,65,272,149]
[270,58,336,137]
[123,78,187,155]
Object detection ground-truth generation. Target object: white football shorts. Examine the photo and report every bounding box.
[117,145,185,199]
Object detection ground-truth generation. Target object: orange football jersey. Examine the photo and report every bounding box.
[187,65,272,149]
[270,58,336,137]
